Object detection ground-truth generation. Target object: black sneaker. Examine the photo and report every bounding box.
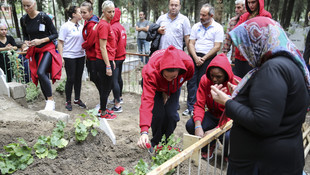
[74,99,87,108]
[110,106,123,113]
[66,101,72,111]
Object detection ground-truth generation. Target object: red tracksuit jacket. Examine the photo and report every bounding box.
[111,8,127,61]
[82,15,99,61]
[193,53,240,127]
[139,46,194,132]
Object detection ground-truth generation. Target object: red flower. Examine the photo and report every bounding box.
[146,143,151,149]
[115,166,125,174]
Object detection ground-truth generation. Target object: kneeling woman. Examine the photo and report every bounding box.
[186,53,240,159]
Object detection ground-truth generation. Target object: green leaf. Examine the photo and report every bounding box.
[134,159,149,174]
[83,119,93,127]
[47,149,57,159]
[74,118,81,128]
[35,147,48,159]
[17,138,28,146]
[91,129,98,136]
[57,138,69,148]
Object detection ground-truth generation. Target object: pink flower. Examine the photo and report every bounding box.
[115,166,125,174]
[146,143,151,149]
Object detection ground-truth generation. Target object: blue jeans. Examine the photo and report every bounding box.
[137,39,150,64]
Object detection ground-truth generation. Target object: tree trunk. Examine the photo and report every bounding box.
[266,0,271,11]
[305,0,310,26]
[37,0,43,11]
[214,0,223,23]
[131,2,135,27]
[269,0,280,20]
[52,0,57,29]
[98,0,104,17]
[142,0,148,19]
[283,0,295,29]
[11,1,21,38]
[280,0,288,26]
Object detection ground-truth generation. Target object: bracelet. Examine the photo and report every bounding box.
[140,131,148,135]
[106,66,111,70]
[195,125,202,130]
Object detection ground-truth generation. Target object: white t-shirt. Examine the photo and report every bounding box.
[156,13,191,50]
[58,20,85,58]
[189,19,224,54]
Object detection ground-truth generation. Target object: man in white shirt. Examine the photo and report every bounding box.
[156,0,191,51]
[183,3,224,116]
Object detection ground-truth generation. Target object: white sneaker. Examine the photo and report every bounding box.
[44,100,55,111]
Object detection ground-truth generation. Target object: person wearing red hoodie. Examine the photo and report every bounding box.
[137,45,194,150]
[108,8,127,113]
[233,0,271,78]
[185,53,240,159]
[80,1,100,97]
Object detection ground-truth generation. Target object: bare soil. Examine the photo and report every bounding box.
[0,76,310,174]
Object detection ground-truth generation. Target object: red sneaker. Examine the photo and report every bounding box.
[100,110,117,120]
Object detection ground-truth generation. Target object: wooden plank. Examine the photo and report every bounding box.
[147,120,233,175]
[183,133,200,166]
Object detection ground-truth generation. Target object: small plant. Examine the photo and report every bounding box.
[7,50,25,83]
[115,134,181,175]
[74,109,100,142]
[25,82,40,102]
[0,138,33,174]
[56,79,66,94]
[33,121,68,159]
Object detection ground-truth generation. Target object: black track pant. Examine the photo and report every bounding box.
[35,52,52,99]
[64,56,85,102]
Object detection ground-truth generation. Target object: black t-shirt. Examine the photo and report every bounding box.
[0,35,17,67]
[20,12,58,48]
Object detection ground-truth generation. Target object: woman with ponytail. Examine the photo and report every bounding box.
[58,5,86,111]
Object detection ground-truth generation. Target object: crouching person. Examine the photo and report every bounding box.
[137,45,194,150]
[186,53,240,159]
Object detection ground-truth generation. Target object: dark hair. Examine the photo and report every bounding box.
[66,5,78,19]
[207,67,228,82]
[81,1,93,11]
[169,0,182,5]
[163,68,186,75]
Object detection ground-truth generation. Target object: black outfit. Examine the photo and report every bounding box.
[186,111,229,155]
[151,89,180,147]
[20,12,58,48]
[112,60,124,103]
[146,23,161,56]
[186,53,215,112]
[95,59,114,111]
[20,12,58,99]
[64,57,85,102]
[86,60,100,91]
[0,35,17,82]
[233,59,252,78]
[304,29,310,67]
[225,56,309,175]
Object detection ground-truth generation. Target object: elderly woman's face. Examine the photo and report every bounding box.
[0,25,7,37]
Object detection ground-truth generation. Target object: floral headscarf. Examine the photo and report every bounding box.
[229,16,310,97]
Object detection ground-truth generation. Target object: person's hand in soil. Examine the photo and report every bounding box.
[137,133,149,149]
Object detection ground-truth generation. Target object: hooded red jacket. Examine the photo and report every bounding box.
[111,8,127,61]
[139,46,194,132]
[82,15,99,61]
[193,53,240,126]
[234,0,272,61]
[26,42,62,86]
